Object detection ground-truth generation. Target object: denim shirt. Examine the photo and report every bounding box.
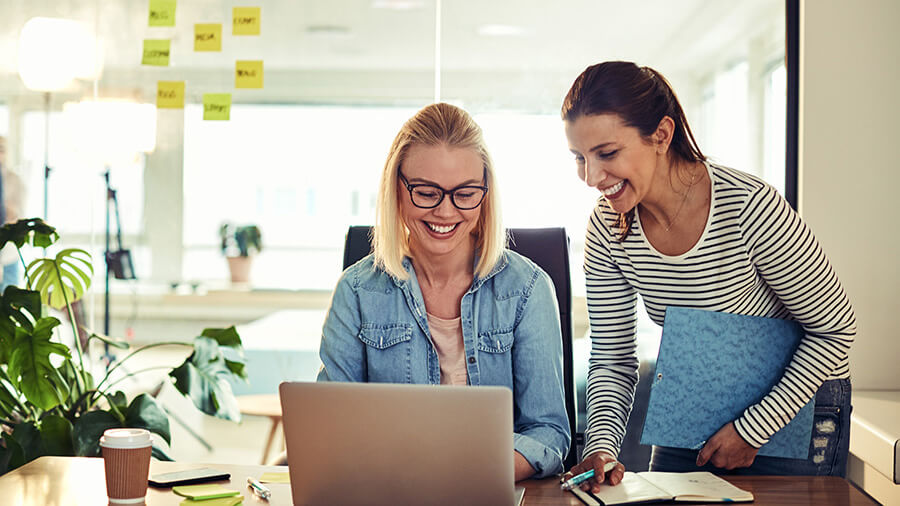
[317,250,571,477]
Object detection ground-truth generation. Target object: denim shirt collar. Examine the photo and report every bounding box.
[391,251,509,293]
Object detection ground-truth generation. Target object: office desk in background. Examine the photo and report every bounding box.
[233,309,328,396]
[0,457,879,505]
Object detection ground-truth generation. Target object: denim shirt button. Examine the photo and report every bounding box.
[468,356,476,364]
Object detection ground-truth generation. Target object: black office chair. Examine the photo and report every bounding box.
[342,226,579,469]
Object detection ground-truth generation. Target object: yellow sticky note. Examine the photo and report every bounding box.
[149,0,176,27]
[203,93,231,121]
[157,81,185,109]
[232,7,261,35]
[194,23,222,52]
[179,497,242,506]
[259,472,290,484]
[142,39,170,66]
[235,60,263,89]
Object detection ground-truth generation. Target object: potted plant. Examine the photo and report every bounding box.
[219,223,262,284]
[0,218,248,474]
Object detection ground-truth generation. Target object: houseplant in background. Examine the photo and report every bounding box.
[219,223,262,284]
[0,218,248,475]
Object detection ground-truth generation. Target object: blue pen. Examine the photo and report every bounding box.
[560,461,618,491]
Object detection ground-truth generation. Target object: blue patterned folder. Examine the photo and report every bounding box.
[640,307,815,459]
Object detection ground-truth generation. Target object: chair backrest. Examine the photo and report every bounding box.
[342,226,578,468]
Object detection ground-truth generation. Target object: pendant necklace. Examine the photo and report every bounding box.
[660,169,697,232]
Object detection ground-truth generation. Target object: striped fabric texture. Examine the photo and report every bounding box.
[581,162,856,460]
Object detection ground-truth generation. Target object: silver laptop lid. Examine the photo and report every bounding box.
[279,381,515,506]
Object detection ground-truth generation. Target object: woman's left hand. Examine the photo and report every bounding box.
[696,422,759,470]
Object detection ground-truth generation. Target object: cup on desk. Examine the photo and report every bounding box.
[99,428,153,504]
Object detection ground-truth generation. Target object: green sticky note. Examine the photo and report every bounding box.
[259,472,290,484]
[149,0,176,27]
[142,39,170,66]
[235,60,263,89]
[180,496,243,506]
[203,93,231,121]
[232,7,261,35]
[194,23,222,52]
[172,484,240,500]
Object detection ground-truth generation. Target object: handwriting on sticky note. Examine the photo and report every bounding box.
[194,23,222,52]
[235,60,264,88]
[259,472,290,484]
[157,81,185,109]
[142,39,170,66]
[203,93,231,121]
[232,7,261,35]
[149,0,176,27]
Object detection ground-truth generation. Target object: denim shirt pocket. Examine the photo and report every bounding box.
[358,323,414,383]
[475,329,514,386]
[477,329,514,353]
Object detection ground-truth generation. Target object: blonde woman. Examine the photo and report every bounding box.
[318,103,571,480]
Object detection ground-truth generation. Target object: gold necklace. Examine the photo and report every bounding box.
[656,169,698,232]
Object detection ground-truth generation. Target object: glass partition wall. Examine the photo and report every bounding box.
[0,0,786,299]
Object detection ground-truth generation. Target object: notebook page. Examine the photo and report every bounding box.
[639,472,753,502]
[576,472,672,506]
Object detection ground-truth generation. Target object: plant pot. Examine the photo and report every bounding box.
[226,256,253,283]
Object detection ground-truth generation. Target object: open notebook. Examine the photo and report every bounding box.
[569,472,753,505]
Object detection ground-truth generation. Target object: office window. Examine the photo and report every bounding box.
[763,62,787,194]
[183,105,417,289]
[0,0,788,297]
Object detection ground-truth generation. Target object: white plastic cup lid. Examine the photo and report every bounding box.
[99,428,152,449]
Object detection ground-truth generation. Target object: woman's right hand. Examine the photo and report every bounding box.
[563,451,625,492]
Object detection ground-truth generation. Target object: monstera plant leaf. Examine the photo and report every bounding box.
[169,336,243,422]
[201,327,247,380]
[39,415,75,456]
[0,218,58,250]
[7,317,71,411]
[26,248,93,310]
[72,410,120,457]
[0,286,42,363]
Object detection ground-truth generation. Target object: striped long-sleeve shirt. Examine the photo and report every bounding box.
[582,162,856,459]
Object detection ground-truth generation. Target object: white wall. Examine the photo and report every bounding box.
[799,0,900,389]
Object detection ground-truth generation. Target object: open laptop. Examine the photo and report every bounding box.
[279,381,523,506]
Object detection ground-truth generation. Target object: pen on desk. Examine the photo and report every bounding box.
[247,476,272,500]
[560,461,618,491]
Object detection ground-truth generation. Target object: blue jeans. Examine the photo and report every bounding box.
[649,379,852,477]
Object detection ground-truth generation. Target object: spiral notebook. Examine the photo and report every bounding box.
[639,307,815,459]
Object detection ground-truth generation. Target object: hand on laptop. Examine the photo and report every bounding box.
[563,451,624,493]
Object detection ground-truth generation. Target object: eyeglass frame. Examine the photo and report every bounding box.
[398,169,489,210]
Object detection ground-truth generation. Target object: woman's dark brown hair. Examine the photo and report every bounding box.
[561,61,706,240]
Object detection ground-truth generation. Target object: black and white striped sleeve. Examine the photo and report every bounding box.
[581,206,640,459]
[733,185,856,448]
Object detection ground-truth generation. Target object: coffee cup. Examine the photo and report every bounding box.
[99,428,153,504]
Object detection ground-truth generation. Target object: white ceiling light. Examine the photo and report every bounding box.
[18,17,98,91]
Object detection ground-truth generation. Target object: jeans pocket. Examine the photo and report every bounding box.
[810,405,841,475]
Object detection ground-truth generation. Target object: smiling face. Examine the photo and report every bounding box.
[565,113,666,214]
[399,143,485,261]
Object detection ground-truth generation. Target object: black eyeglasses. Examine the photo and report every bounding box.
[398,171,488,210]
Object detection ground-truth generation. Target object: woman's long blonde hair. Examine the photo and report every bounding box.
[373,103,504,280]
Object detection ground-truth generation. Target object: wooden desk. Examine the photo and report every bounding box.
[236,393,283,464]
[0,457,878,505]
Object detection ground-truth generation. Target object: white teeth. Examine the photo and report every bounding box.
[427,222,457,234]
[601,180,625,196]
